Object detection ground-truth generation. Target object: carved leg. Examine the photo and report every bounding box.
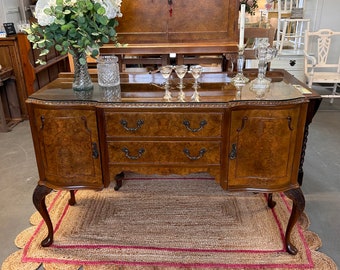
[69,190,76,206]
[32,185,54,247]
[283,187,305,255]
[114,171,125,191]
[298,125,309,186]
[267,193,276,209]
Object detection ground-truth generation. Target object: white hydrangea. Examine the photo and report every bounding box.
[35,0,122,26]
[35,0,57,26]
[94,0,122,19]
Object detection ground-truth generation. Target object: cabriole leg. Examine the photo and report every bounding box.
[32,185,54,247]
[284,187,305,255]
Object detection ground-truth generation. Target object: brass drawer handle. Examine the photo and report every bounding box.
[183,119,207,133]
[120,119,144,131]
[122,147,145,160]
[183,148,206,160]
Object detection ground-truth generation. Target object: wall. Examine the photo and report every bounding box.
[304,0,340,64]
[0,0,29,32]
[0,0,21,28]
[304,0,340,31]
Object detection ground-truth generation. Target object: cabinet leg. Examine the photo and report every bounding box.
[283,187,305,255]
[69,190,76,205]
[267,193,276,208]
[114,171,125,191]
[32,185,54,247]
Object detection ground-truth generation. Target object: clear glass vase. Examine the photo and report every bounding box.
[97,55,120,87]
[72,51,94,99]
[97,54,121,101]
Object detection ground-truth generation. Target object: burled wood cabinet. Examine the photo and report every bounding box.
[228,104,306,191]
[116,0,238,44]
[26,71,321,254]
[30,107,102,189]
[103,109,224,185]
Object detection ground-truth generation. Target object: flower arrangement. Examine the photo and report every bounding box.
[26,0,122,65]
[239,0,258,16]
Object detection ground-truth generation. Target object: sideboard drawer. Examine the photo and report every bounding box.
[104,112,223,138]
[107,141,221,164]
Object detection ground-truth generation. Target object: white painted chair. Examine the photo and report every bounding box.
[278,18,310,53]
[275,0,310,54]
[304,29,340,103]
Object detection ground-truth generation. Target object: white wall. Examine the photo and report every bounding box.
[304,0,340,63]
[0,0,23,32]
[305,0,340,31]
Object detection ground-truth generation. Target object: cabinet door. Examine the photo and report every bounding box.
[116,0,237,43]
[227,103,307,191]
[32,108,103,189]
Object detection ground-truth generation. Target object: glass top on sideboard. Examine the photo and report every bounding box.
[28,71,307,104]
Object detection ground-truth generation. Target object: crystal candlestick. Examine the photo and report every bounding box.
[250,40,278,99]
[231,46,249,99]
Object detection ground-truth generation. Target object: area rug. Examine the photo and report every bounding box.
[2,173,337,270]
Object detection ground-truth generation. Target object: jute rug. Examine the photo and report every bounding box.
[2,173,337,270]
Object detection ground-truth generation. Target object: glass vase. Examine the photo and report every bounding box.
[97,54,120,87]
[72,50,94,99]
[97,54,121,101]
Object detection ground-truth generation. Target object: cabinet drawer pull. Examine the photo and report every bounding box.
[122,147,145,160]
[40,115,45,129]
[289,60,296,66]
[229,143,237,160]
[287,116,294,131]
[120,119,144,131]
[183,148,206,160]
[92,142,99,159]
[183,119,207,132]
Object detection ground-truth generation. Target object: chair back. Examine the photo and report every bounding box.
[278,0,303,16]
[304,29,340,73]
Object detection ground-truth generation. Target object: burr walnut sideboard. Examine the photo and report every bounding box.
[26,70,321,255]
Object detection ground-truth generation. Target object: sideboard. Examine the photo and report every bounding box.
[26,70,321,255]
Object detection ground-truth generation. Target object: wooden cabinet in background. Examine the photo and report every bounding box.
[0,36,27,117]
[0,34,70,117]
[101,0,239,71]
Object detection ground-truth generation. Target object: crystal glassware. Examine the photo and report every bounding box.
[97,55,120,87]
[231,46,249,100]
[250,41,278,99]
[190,65,202,87]
[159,65,173,101]
[174,65,188,102]
[190,65,203,101]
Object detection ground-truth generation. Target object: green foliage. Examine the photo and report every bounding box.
[26,0,120,65]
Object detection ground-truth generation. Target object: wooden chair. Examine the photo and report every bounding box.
[304,29,340,103]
